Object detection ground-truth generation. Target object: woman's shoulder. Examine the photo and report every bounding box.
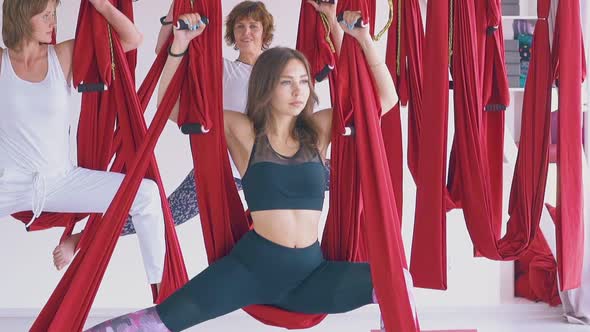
[53,40,74,82]
[223,57,240,75]
[223,57,251,74]
[222,57,235,70]
[225,109,254,140]
[53,40,74,58]
[225,109,251,123]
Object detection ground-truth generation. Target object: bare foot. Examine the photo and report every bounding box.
[52,232,82,270]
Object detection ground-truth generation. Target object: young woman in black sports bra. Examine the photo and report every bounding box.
[86,9,403,332]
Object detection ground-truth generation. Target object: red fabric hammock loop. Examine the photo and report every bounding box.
[333,1,416,330]
[408,0,573,292]
[296,1,336,83]
[409,0,451,290]
[382,0,425,221]
[296,1,365,264]
[553,0,585,290]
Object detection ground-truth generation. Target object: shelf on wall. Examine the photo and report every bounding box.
[509,87,558,92]
[502,16,538,20]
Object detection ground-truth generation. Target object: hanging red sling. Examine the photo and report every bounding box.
[410,0,451,289]
[409,0,570,292]
[382,0,426,221]
[552,0,585,290]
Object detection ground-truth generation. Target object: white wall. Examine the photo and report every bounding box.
[0,0,520,312]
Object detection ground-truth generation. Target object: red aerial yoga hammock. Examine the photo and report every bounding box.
[297,0,369,264]
[408,0,577,292]
[514,229,561,306]
[512,0,559,304]
[296,0,336,83]
[519,0,588,301]
[23,1,189,331]
[549,0,585,291]
[382,0,426,222]
[296,0,366,263]
[504,0,586,293]
[474,0,510,243]
[164,0,417,330]
[334,1,417,330]
[298,1,417,330]
[409,0,451,290]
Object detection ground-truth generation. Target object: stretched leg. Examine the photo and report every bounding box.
[157,252,270,331]
[86,253,267,332]
[44,167,166,283]
[84,307,170,332]
[275,261,374,314]
[275,261,417,318]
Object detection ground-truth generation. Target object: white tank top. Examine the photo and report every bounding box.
[223,58,252,114]
[223,58,252,178]
[0,46,72,224]
[0,46,71,173]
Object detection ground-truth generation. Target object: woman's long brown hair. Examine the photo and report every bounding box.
[246,47,320,150]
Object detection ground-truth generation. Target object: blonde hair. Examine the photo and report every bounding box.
[2,0,59,49]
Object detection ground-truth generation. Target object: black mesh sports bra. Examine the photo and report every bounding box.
[241,135,326,212]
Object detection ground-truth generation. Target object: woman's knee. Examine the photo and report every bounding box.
[132,179,162,215]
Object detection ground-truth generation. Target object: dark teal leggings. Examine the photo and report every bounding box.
[156,231,374,332]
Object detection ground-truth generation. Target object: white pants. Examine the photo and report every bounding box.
[0,166,166,284]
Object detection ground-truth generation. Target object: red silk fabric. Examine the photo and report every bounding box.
[383,0,425,220]
[515,228,561,306]
[510,0,556,301]
[296,0,336,82]
[409,0,576,293]
[553,0,585,291]
[333,1,417,330]
[410,0,451,289]
[296,3,367,264]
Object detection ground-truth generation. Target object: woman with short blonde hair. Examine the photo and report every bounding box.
[0,0,167,289]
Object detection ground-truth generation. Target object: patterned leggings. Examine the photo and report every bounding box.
[121,161,330,236]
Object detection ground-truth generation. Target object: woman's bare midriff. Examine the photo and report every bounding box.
[251,209,321,248]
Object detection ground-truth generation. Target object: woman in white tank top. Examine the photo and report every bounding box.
[0,0,168,288]
[117,0,341,237]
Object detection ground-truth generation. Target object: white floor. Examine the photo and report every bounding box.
[1,304,588,332]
